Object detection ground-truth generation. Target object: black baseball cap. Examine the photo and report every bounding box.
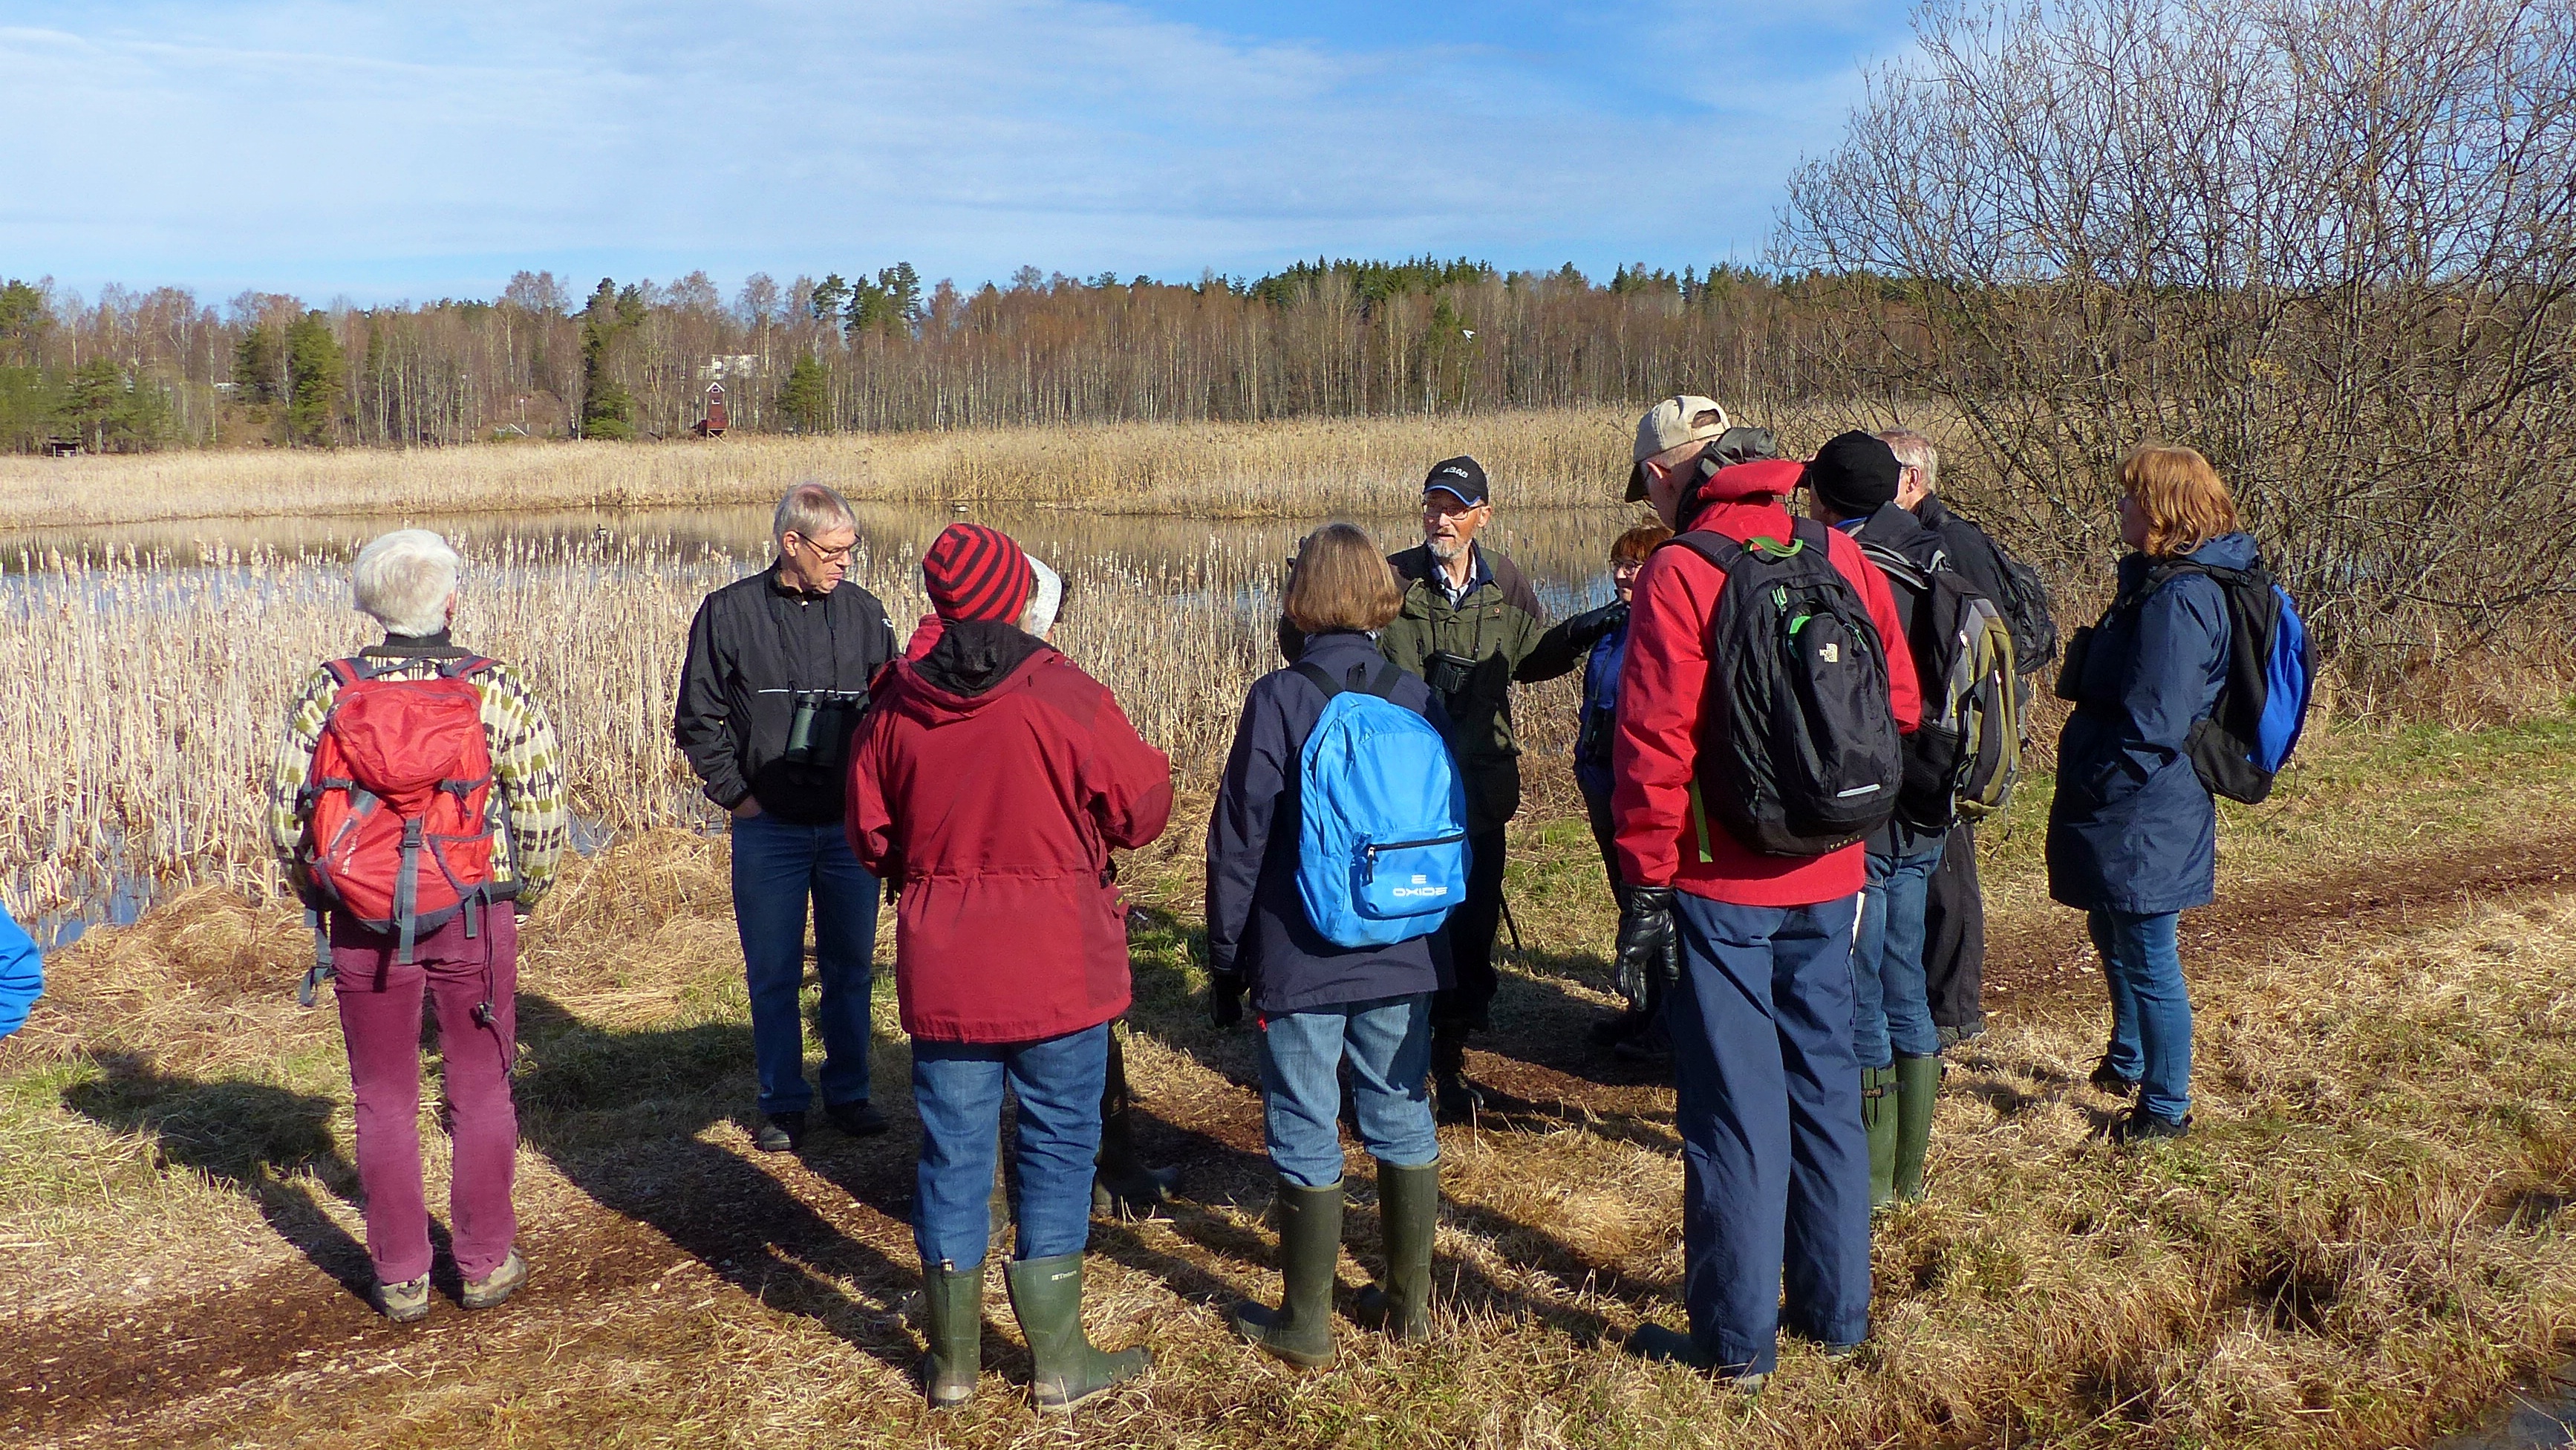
[1422,456,1490,507]
[1803,431,1902,518]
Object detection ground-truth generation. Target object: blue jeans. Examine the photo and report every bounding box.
[1666,891,1871,1376]
[911,1023,1109,1269]
[1259,994,1438,1189]
[730,811,879,1116]
[1853,843,1945,1067]
[2090,908,2192,1123]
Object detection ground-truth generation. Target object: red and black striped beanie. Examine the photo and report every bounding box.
[921,522,1035,623]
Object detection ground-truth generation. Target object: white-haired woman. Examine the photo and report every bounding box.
[267,529,567,1323]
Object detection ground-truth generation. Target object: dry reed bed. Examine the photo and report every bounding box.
[0,532,1571,918]
[0,409,1666,529]
[10,823,2576,1447]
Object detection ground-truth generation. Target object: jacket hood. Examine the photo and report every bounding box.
[2120,530,2261,591]
[1688,456,1804,510]
[895,619,1052,720]
[2185,531,2260,571]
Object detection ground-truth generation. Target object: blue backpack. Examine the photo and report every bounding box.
[2148,556,2316,804]
[1292,660,1471,949]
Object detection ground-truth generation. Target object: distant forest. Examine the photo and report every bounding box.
[0,259,1846,453]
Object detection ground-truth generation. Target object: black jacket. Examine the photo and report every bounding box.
[1914,496,2014,627]
[1205,630,1453,1015]
[674,563,896,825]
[1845,502,1952,857]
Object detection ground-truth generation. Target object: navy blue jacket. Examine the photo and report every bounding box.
[1573,611,1630,801]
[2047,533,2256,914]
[1205,630,1452,1015]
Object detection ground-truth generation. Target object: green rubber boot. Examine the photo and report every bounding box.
[1003,1253,1150,1411]
[1862,1065,1897,1209]
[919,1260,984,1409]
[1230,1177,1343,1368]
[1893,1053,1943,1203]
[1354,1159,1438,1343]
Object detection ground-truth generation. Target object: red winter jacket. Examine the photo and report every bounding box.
[1611,459,1922,906]
[846,620,1175,1042]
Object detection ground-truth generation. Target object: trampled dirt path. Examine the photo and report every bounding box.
[5,833,2572,1446]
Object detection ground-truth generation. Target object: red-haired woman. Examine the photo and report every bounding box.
[2047,446,2254,1145]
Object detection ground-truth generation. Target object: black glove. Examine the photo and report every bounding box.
[1612,886,1682,1015]
[1208,970,1246,1030]
[1560,600,1628,651]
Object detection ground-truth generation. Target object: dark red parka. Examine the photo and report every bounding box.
[846,620,1174,1043]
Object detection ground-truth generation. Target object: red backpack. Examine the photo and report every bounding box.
[296,655,515,976]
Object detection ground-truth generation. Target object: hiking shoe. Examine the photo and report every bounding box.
[1626,1324,1765,1393]
[2087,1059,2139,1095]
[754,1111,806,1152]
[375,1274,431,1324]
[1432,1071,1484,1125]
[826,1100,890,1138]
[2110,1108,2191,1145]
[462,1249,528,1310]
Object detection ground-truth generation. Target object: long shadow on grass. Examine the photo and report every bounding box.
[61,1053,376,1304]
[511,992,921,1377]
[1118,905,1679,1157]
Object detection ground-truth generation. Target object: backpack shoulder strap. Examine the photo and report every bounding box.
[1289,662,1344,700]
[1656,528,1750,572]
[1858,538,1931,594]
[321,657,367,686]
[1359,660,1405,700]
[439,654,499,682]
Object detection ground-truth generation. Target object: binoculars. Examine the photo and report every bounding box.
[782,689,870,767]
[1423,649,1479,700]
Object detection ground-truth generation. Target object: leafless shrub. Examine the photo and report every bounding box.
[1778,0,2576,669]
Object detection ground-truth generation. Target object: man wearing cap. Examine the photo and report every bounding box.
[676,482,899,1154]
[848,521,1173,1411]
[1375,456,1623,1119]
[1808,431,1954,1209]
[1611,398,1919,1386]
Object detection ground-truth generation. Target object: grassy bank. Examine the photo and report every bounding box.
[3,706,2574,1447]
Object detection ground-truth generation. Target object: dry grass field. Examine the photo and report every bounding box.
[4,706,2575,1449]
[0,411,1661,530]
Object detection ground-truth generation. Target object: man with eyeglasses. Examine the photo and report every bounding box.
[676,483,899,1152]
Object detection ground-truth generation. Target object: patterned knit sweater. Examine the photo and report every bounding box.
[266,633,569,910]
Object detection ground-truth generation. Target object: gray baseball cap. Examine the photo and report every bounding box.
[1627,394,1732,501]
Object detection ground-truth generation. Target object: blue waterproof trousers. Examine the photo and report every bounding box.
[1666,891,1871,1375]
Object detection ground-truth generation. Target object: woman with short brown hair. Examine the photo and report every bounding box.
[1205,522,1451,1369]
[2047,445,2257,1145]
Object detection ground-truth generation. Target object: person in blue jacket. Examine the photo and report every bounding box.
[1206,522,1450,1369]
[2047,445,2254,1145]
[0,901,41,1041]
[1577,520,1670,1053]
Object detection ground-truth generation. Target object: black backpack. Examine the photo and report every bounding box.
[1659,518,1903,856]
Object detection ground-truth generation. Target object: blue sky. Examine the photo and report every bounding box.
[0,1,1917,305]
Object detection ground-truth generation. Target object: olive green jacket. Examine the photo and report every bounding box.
[1377,543,1585,833]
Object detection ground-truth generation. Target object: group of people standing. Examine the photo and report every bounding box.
[262,399,2272,1405]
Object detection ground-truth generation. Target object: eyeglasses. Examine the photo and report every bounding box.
[789,533,855,564]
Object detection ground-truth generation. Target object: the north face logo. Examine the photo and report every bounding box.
[1818,642,1841,663]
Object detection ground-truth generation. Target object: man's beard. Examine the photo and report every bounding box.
[1426,535,1467,565]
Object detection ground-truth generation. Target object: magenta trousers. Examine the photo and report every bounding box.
[330,908,520,1284]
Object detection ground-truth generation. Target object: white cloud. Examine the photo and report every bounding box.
[0,1,1918,296]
